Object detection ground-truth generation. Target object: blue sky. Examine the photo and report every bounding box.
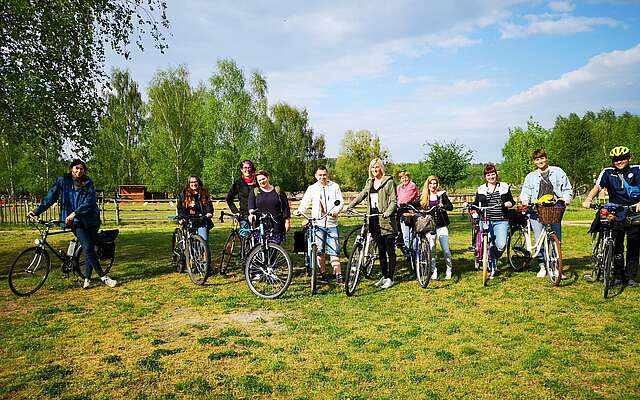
[107,0,640,163]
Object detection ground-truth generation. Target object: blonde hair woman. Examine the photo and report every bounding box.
[420,176,454,280]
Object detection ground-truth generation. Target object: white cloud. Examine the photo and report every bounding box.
[548,0,575,13]
[500,14,620,38]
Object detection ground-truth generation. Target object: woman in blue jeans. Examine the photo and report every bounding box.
[29,159,117,289]
[470,164,515,278]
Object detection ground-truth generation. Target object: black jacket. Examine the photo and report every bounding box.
[226,178,256,215]
[472,182,515,220]
[177,191,214,229]
[425,191,453,228]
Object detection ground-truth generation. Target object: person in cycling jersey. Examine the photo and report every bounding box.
[583,146,640,286]
[225,160,256,233]
[520,149,573,278]
[28,159,117,289]
[466,164,515,279]
[177,175,214,241]
[296,166,345,284]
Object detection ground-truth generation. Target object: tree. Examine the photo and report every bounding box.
[500,118,549,185]
[92,69,147,191]
[0,1,169,157]
[335,130,389,191]
[145,66,202,193]
[423,141,473,191]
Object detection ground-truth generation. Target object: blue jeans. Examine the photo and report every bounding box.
[487,220,509,270]
[400,220,413,250]
[74,224,105,279]
[197,226,208,241]
[529,215,561,267]
[310,226,340,256]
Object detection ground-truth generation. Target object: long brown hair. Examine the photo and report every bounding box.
[183,175,210,209]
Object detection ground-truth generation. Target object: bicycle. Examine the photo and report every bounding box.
[586,203,637,298]
[506,201,564,286]
[343,209,382,296]
[341,213,378,280]
[402,204,437,288]
[467,203,503,286]
[244,212,293,299]
[295,200,341,295]
[218,211,256,275]
[9,219,118,296]
[170,215,211,286]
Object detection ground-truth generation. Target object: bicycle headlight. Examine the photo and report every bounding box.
[34,239,42,246]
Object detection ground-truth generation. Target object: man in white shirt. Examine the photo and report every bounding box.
[296,166,344,283]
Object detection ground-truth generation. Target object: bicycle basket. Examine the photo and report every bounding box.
[97,229,119,259]
[537,204,565,225]
[293,227,307,253]
[413,214,435,234]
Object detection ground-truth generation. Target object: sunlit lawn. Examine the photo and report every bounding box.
[1,204,639,399]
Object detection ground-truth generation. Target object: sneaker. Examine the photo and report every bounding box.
[380,278,394,289]
[335,274,344,284]
[536,267,546,278]
[101,276,117,288]
[374,277,386,287]
[489,269,496,280]
[318,272,330,284]
[627,279,638,287]
[83,279,91,289]
[614,278,625,286]
[445,268,452,280]
[431,268,438,280]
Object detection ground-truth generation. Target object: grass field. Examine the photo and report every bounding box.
[1,205,639,399]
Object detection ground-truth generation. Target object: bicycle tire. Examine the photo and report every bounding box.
[545,233,563,286]
[172,228,186,273]
[363,237,378,279]
[507,226,531,271]
[244,243,293,299]
[473,229,482,270]
[342,227,360,260]
[482,234,490,286]
[310,244,318,295]
[9,247,51,296]
[345,243,364,296]
[603,239,615,298]
[75,244,115,280]
[416,236,432,288]
[241,234,257,261]
[219,230,238,275]
[186,234,210,286]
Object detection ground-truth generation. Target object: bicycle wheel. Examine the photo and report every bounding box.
[482,234,490,286]
[310,244,318,295]
[473,229,482,270]
[245,243,293,299]
[9,247,51,296]
[172,228,186,273]
[602,240,615,298]
[345,243,364,296]
[416,236,432,288]
[545,233,563,286]
[186,234,210,286]
[241,234,257,261]
[363,237,378,279]
[342,227,360,260]
[507,226,531,271]
[219,230,238,275]
[75,245,114,279]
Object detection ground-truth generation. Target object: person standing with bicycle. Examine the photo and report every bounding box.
[520,149,572,278]
[177,175,214,241]
[28,159,117,289]
[347,158,398,289]
[225,160,256,235]
[248,170,291,244]
[582,146,640,286]
[467,164,515,279]
[296,166,345,284]
[420,176,454,280]
[396,170,419,258]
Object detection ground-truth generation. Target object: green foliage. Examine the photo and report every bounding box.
[335,130,389,191]
[501,118,549,185]
[423,141,473,190]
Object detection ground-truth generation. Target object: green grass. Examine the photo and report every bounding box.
[1,204,639,399]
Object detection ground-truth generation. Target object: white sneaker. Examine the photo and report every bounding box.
[380,278,394,289]
[83,279,91,289]
[536,267,546,278]
[374,277,386,287]
[101,276,117,288]
[431,268,438,280]
[445,268,452,280]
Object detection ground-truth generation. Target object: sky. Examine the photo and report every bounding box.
[106,0,640,163]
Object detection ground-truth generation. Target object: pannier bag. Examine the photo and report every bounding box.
[413,214,435,234]
[96,229,119,260]
[293,227,308,253]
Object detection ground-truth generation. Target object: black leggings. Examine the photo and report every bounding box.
[375,234,397,280]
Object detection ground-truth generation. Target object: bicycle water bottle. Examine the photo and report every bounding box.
[67,239,78,256]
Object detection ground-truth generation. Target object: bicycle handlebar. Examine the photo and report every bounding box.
[344,208,382,218]
[219,210,241,223]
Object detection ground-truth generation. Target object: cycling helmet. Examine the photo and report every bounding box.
[609,146,630,158]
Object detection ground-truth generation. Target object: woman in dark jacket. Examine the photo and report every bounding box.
[248,170,291,244]
[177,175,214,241]
[420,175,454,280]
[28,159,116,289]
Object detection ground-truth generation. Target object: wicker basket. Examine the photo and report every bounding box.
[538,204,565,225]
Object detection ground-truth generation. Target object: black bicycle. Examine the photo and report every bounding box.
[401,204,437,288]
[170,215,211,285]
[9,219,118,296]
[343,209,381,296]
[244,212,293,299]
[218,211,256,275]
[342,211,378,280]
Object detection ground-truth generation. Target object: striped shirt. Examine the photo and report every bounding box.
[485,190,503,221]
